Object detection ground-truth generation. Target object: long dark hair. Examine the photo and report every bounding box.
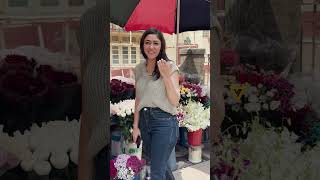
[140,28,170,80]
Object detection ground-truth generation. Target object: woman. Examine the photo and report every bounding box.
[132,28,180,180]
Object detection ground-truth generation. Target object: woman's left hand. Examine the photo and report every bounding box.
[157,59,171,79]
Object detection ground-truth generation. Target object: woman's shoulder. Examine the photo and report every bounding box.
[135,60,146,70]
[134,60,146,80]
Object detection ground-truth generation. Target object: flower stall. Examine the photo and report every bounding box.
[110,77,145,161]
[221,63,312,143]
[177,78,211,163]
[213,47,320,179]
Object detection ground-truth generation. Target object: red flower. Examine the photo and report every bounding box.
[220,48,239,66]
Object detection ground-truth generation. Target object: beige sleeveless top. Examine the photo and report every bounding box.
[134,60,179,115]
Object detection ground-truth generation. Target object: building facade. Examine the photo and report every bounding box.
[110,24,211,83]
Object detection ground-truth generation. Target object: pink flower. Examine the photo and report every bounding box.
[0,148,19,169]
[110,159,117,178]
[126,156,145,174]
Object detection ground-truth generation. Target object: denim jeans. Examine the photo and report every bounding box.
[139,107,179,180]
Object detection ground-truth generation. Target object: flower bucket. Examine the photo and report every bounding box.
[187,129,203,146]
[188,145,203,164]
[121,141,143,160]
[111,131,122,157]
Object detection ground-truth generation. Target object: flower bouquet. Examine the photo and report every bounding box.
[110,154,145,180]
[222,64,311,140]
[179,101,210,132]
[110,79,135,104]
[212,138,250,180]
[177,100,210,146]
[179,81,210,108]
[111,99,135,142]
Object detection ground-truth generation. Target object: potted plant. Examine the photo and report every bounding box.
[179,100,210,146]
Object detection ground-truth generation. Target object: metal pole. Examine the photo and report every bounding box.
[176,0,180,65]
[65,21,70,55]
[312,3,316,75]
[37,23,45,48]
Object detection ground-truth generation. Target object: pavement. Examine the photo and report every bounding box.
[173,143,210,180]
[173,160,210,180]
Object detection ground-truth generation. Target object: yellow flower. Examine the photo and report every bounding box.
[180,87,188,95]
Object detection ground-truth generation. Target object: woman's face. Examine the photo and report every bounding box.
[143,34,161,61]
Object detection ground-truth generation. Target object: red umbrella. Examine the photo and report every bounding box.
[111,0,210,34]
[124,0,177,34]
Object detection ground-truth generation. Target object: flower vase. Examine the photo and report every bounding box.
[187,129,203,146]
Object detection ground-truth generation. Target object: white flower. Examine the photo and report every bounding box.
[270,101,281,110]
[32,148,50,161]
[248,95,259,103]
[248,86,258,95]
[200,85,209,97]
[244,103,261,112]
[258,84,263,88]
[225,97,236,105]
[262,103,269,110]
[112,99,135,118]
[120,112,126,118]
[33,160,51,176]
[50,152,69,169]
[266,91,275,97]
[20,159,34,172]
[259,95,267,103]
[291,91,308,110]
[231,104,240,112]
[180,101,210,132]
[70,147,78,165]
[117,167,129,179]
[115,154,131,169]
[111,76,135,85]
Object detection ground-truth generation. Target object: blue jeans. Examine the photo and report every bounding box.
[139,107,179,180]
